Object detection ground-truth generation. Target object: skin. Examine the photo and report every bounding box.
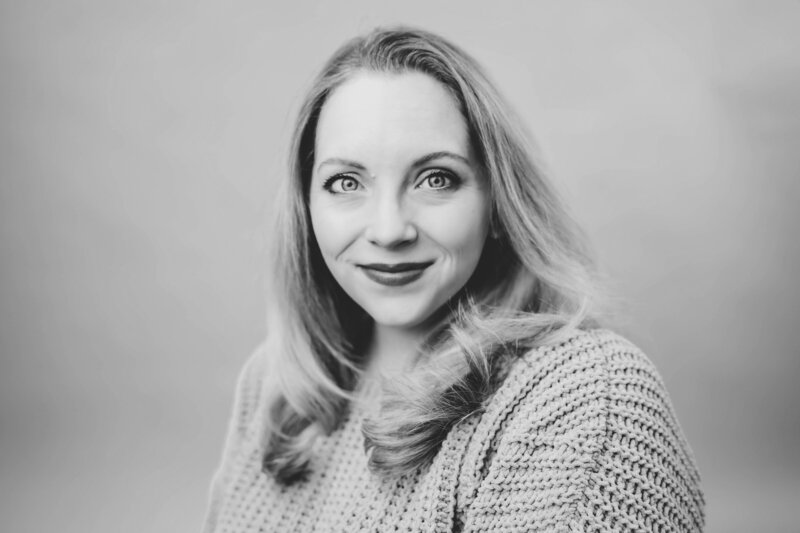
[309,71,491,374]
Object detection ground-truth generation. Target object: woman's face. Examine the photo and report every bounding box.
[309,71,491,332]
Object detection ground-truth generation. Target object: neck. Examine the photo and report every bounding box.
[364,324,427,379]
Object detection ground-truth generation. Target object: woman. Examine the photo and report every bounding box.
[204,27,704,532]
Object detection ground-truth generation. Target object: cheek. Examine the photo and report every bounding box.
[310,201,357,257]
[420,198,490,260]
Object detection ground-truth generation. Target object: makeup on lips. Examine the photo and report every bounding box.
[357,261,434,287]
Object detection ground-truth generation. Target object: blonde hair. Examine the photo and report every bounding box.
[263,26,601,483]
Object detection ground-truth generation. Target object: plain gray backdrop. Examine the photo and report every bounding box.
[1,1,798,532]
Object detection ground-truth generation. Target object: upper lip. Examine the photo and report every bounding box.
[358,261,434,273]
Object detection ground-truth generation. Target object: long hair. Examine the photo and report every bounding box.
[263,26,602,483]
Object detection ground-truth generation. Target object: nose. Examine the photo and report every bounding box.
[364,194,418,249]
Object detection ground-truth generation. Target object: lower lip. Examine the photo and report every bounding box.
[359,266,428,287]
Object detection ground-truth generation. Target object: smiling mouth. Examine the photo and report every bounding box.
[357,261,434,287]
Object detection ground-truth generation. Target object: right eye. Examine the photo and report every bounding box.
[324,175,362,194]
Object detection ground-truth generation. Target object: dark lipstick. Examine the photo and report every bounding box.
[358,261,433,286]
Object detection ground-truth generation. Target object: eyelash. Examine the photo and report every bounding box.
[322,174,361,194]
[418,170,459,191]
[321,169,460,194]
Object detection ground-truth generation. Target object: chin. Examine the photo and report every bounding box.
[362,301,436,331]
[369,312,429,330]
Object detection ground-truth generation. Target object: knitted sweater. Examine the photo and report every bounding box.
[203,329,704,532]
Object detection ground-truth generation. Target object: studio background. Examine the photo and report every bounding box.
[1,2,798,532]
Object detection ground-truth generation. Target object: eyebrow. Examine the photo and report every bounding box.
[315,151,471,174]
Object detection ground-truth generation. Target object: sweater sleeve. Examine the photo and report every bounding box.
[461,330,705,533]
[201,343,268,533]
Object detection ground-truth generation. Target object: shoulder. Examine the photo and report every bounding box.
[474,329,657,446]
[459,328,705,532]
[203,340,271,532]
[501,328,681,436]
[227,339,272,443]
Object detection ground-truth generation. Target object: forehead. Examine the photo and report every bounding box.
[314,71,470,160]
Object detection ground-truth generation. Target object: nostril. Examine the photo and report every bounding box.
[365,220,418,248]
[366,230,417,248]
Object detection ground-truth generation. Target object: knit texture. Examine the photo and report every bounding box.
[203,329,705,532]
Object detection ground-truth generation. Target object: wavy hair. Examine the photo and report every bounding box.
[262,26,602,483]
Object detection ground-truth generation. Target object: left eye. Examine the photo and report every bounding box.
[419,171,455,190]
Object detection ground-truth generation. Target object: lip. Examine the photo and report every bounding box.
[357,261,434,287]
[359,261,434,273]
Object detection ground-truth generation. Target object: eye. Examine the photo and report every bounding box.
[418,170,458,191]
[324,174,362,194]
